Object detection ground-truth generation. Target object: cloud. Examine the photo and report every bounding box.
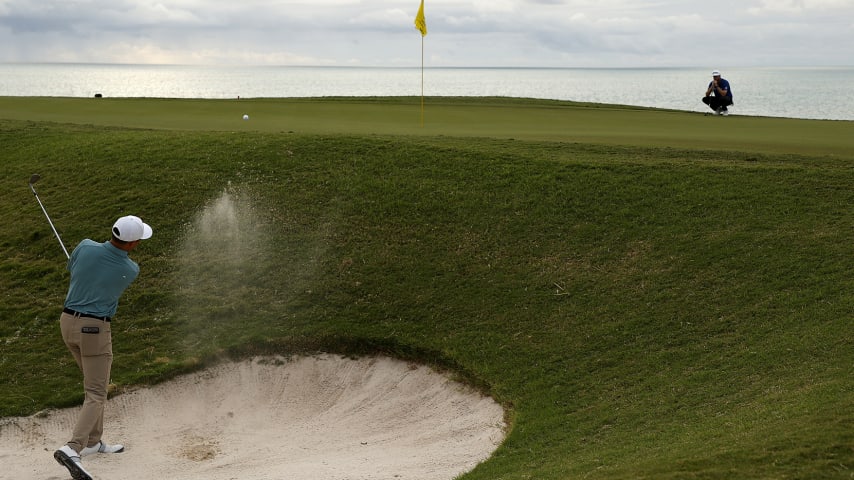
[748,0,852,15]
[0,0,852,66]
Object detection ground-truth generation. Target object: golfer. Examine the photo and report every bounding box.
[54,215,152,480]
[702,70,734,115]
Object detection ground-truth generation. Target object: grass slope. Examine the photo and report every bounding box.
[1,98,852,479]
[2,96,854,158]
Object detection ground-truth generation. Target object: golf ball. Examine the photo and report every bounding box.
[243,114,249,120]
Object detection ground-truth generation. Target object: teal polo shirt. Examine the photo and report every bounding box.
[64,239,140,318]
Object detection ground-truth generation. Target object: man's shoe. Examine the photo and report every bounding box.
[721,109,729,116]
[81,440,125,457]
[54,445,93,480]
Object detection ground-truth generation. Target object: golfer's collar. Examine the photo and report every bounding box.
[106,240,131,256]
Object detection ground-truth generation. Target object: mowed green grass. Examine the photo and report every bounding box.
[2,96,854,158]
[1,97,852,479]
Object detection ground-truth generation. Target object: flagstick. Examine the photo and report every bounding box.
[420,36,425,127]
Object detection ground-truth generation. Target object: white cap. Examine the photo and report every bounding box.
[112,215,153,242]
[711,70,721,76]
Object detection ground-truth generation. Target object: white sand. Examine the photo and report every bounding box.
[0,354,506,480]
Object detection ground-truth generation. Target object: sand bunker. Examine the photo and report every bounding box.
[0,354,506,479]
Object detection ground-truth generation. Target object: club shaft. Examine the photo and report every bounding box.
[30,186,70,259]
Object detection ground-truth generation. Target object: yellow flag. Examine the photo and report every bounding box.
[414,0,427,36]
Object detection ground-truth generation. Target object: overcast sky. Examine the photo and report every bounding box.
[1,0,852,67]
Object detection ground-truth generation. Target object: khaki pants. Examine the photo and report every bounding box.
[60,312,113,453]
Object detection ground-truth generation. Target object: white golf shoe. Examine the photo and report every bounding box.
[81,440,125,456]
[54,445,94,480]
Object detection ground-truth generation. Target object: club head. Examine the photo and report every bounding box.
[29,174,41,186]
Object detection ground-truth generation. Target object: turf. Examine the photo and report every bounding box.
[2,96,853,158]
[1,97,852,479]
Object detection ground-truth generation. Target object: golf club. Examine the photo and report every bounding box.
[28,174,70,259]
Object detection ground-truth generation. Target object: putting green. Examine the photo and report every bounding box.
[2,96,852,159]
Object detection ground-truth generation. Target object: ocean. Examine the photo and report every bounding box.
[0,63,852,121]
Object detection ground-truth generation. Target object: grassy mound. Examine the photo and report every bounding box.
[1,97,852,479]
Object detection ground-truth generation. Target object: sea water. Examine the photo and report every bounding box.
[0,63,851,121]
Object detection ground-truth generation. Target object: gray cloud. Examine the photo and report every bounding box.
[0,0,851,66]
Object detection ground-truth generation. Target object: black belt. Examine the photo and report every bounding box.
[63,307,111,322]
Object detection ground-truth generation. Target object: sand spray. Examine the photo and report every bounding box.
[174,187,273,349]
[174,185,330,350]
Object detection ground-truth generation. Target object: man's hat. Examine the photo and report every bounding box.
[112,215,153,242]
